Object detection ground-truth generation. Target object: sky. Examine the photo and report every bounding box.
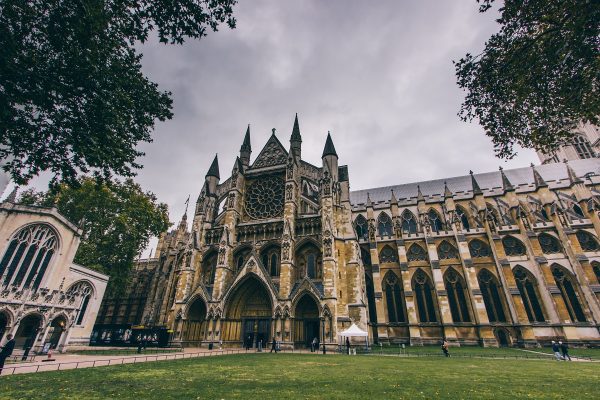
[16,0,540,255]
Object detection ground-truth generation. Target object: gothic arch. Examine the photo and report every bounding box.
[437,240,459,260]
[444,267,471,323]
[354,214,369,241]
[377,212,393,237]
[259,243,281,277]
[502,235,527,256]
[0,308,15,327]
[455,206,471,231]
[477,268,508,323]
[201,249,218,285]
[233,245,253,271]
[575,230,600,252]
[222,273,276,319]
[412,268,438,323]
[291,290,322,318]
[383,271,407,323]
[400,209,418,234]
[538,233,562,254]
[592,261,600,284]
[295,240,322,280]
[379,245,398,263]
[550,264,587,322]
[468,239,491,258]
[512,265,545,323]
[66,280,95,326]
[427,208,443,233]
[406,243,428,262]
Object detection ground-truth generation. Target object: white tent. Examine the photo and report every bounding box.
[339,323,369,351]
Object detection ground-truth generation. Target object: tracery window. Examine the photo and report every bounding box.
[502,236,526,256]
[244,176,285,220]
[576,231,600,252]
[444,268,471,323]
[413,269,437,323]
[456,207,470,231]
[202,253,217,285]
[538,233,561,254]
[379,245,398,263]
[406,243,428,262]
[437,240,459,260]
[572,204,585,219]
[400,209,417,235]
[552,266,586,322]
[428,209,443,233]
[296,243,322,280]
[261,246,280,277]
[377,213,393,237]
[0,223,58,289]
[354,215,369,241]
[468,239,491,258]
[513,267,545,323]
[234,248,251,271]
[477,269,507,323]
[592,261,600,284]
[67,281,94,326]
[572,135,594,159]
[384,273,406,323]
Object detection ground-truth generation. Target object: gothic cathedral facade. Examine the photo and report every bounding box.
[99,116,600,348]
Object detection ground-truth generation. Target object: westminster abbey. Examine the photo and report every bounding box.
[95,115,600,348]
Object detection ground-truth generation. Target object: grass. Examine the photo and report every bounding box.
[1,353,599,399]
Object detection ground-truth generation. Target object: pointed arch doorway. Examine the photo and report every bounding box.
[223,277,272,348]
[293,294,320,348]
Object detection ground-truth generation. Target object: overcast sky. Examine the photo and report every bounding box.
[22,0,540,255]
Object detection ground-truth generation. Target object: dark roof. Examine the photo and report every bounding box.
[241,125,251,152]
[322,132,338,158]
[206,154,220,179]
[291,114,301,142]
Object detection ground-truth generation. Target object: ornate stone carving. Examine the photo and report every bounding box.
[285,183,293,201]
[244,176,285,220]
[252,139,288,168]
[282,242,290,261]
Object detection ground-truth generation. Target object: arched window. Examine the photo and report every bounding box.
[486,204,500,227]
[400,209,417,234]
[406,243,428,262]
[592,261,600,284]
[384,273,406,323]
[296,242,322,280]
[261,245,281,277]
[354,215,369,241]
[538,233,561,254]
[0,224,59,289]
[477,269,507,322]
[67,281,94,326]
[540,208,550,221]
[428,209,443,233]
[502,236,526,256]
[202,252,218,285]
[379,245,398,263]
[552,265,586,322]
[513,267,545,322]
[576,231,600,252]
[437,240,459,260]
[572,135,594,159]
[412,269,437,323]
[377,213,393,237]
[469,239,491,258]
[572,203,585,219]
[234,247,251,272]
[456,207,470,231]
[444,268,471,323]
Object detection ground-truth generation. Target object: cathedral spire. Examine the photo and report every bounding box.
[469,170,483,196]
[240,125,251,167]
[206,154,220,179]
[499,166,514,192]
[322,131,338,158]
[531,163,548,189]
[290,114,302,163]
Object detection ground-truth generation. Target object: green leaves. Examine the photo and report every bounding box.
[19,177,170,294]
[455,0,600,158]
[0,0,236,184]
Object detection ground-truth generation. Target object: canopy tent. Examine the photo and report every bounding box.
[339,323,369,351]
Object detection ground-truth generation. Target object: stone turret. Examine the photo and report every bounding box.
[205,154,220,195]
[322,131,338,182]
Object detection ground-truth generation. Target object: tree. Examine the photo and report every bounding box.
[0,0,236,184]
[19,178,170,294]
[455,0,600,158]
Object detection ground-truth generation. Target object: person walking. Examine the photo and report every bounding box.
[345,337,350,355]
[311,337,317,353]
[559,341,571,361]
[442,340,450,357]
[270,339,276,353]
[0,334,16,374]
[552,340,562,361]
[245,335,251,351]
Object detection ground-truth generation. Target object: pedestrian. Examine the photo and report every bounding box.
[245,335,251,351]
[311,337,317,353]
[442,340,450,357]
[345,337,350,355]
[559,341,571,361]
[552,340,562,361]
[0,334,16,374]
[270,339,276,353]
[219,339,223,350]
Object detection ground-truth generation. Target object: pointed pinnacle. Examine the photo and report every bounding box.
[322,131,338,158]
[291,113,302,143]
[499,166,515,192]
[564,160,583,185]
[206,154,220,179]
[240,125,251,152]
[366,192,372,207]
[444,181,452,199]
[469,170,483,196]
[417,185,425,202]
[5,186,18,203]
[390,189,398,204]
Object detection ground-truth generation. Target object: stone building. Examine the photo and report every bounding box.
[537,123,600,164]
[108,116,600,348]
[0,197,109,352]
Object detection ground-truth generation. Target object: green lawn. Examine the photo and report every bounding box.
[1,353,599,399]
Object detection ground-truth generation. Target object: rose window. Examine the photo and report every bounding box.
[245,176,284,219]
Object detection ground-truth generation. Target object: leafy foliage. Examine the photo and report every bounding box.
[455,0,600,158]
[19,177,170,293]
[0,0,236,184]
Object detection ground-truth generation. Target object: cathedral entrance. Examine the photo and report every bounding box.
[47,315,67,349]
[183,297,207,346]
[15,314,42,349]
[0,312,8,342]
[293,294,320,348]
[222,276,272,348]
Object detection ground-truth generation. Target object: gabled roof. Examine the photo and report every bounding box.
[250,131,289,169]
